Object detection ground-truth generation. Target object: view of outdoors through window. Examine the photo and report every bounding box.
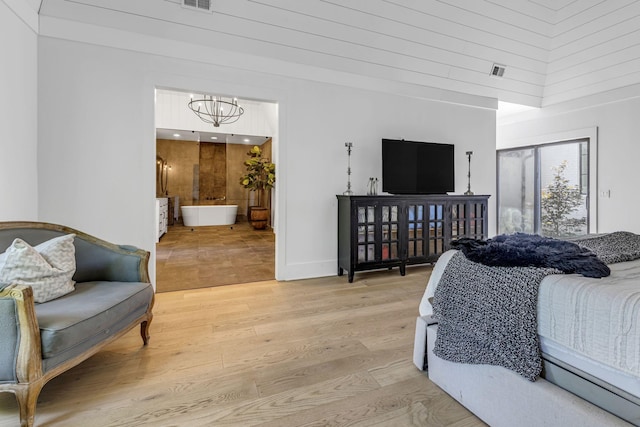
[498,139,588,238]
[540,161,586,237]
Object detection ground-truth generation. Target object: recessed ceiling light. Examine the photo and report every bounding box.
[210,136,217,140]
[244,138,250,143]
[173,133,181,137]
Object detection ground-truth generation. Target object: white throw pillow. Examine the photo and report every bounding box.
[0,234,76,303]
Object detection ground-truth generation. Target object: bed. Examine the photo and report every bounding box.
[413,233,640,427]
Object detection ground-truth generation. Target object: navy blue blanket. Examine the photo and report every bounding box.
[451,233,610,278]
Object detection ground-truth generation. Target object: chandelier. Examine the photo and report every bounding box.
[187,95,244,127]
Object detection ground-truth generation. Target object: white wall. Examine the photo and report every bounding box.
[0,1,39,220]
[284,79,496,279]
[498,94,640,234]
[37,38,156,248]
[37,35,496,284]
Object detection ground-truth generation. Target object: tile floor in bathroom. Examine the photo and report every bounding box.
[155,220,275,292]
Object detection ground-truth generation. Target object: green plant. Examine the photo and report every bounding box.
[240,145,275,206]
[541,160,586,237]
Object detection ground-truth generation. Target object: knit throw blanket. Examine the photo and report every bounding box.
[432,233,619,381]
[432,251,559,381]
[574,231,640,264]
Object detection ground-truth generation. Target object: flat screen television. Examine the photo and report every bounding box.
[382,139,455,194]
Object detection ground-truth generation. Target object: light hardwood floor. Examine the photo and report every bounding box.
[0,267,485,426]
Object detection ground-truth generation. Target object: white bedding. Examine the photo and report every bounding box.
[420,250,640,396]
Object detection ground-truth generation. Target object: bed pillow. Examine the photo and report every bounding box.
[0,234,76,303]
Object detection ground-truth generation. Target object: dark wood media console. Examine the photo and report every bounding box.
[337,194,489,282]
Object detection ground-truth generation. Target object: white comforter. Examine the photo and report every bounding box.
[538,258,640,377]
[420,250,640,378]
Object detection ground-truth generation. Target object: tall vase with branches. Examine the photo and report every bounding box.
[240,145,276,207]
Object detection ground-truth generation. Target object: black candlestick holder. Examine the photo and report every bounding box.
[465,151,474,195]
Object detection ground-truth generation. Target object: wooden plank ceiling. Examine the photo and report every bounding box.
[39,0,640,107]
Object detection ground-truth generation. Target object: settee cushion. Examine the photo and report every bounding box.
[0,235,77,303]
[35,281,153,371]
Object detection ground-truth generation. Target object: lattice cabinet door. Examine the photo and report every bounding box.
[426,202,447,259]
[356,203,378,263]
[380,204,401,262]
[406,203,425,260]
[451,199,488,241]
[451,201,466,240]
[467,199,488,239]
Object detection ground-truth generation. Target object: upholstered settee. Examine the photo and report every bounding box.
[0,222,154,427]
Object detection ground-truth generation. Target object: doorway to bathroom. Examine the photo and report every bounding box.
[154,88,278,292]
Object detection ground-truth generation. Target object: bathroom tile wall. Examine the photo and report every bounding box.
[156,139,273,223]
[156,138,199,204]
[199,142,227,202]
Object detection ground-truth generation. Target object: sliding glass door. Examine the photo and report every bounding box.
[497,148,536,234]
[498,139,589,238]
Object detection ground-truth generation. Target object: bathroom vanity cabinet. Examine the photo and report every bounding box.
[156,197,168,242]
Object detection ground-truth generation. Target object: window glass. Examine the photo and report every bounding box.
[498,139,589,237]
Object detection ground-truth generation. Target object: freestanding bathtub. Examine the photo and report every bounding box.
[181,205,238,226]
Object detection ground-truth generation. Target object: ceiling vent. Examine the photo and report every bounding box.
[490,64,506,77]
[182,0,212,12]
